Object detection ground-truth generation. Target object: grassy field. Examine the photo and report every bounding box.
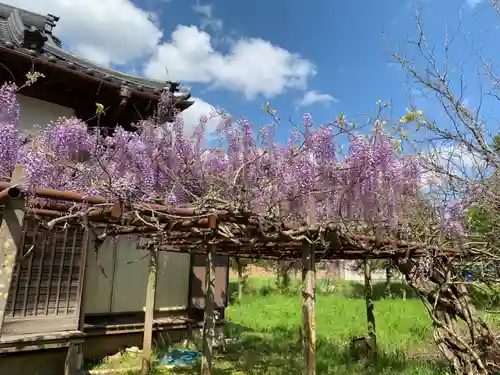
[88,276,500,375]
[220,294,442,375]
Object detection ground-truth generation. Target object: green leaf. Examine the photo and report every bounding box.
[95,102,105,115]
[399,109,424,124]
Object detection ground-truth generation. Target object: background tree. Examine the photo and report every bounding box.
[388,4,500,373]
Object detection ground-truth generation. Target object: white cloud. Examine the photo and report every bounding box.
[144,25,316,99]
[427,145,486,170]
[8,0,315,105]
[193,4,223,33]
[466,0,484,8]
[420,170,443,189]
[418,144,489,192]
[181,97,224,136]
[298,90,337,107]
[7,0,163,67]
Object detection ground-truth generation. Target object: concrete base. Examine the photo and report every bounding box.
[0,348,68,375]
[0,323,226,375]
[83,327,191,359]
[83,323,226,359]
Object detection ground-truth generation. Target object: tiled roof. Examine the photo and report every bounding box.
[0,2,193,103]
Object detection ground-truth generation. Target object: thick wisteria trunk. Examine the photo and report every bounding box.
[395,258,498,375]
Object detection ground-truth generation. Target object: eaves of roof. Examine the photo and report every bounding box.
[0,2,193,108]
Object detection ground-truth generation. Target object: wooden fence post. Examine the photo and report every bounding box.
[0,165,26,333]
[200,243,216,375]
[141,246,158,375]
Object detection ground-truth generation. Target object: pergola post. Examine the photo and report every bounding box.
[301,244,316,375]
[200,243,216,375]
[0,165,26,333]
[141,246,158,375]
[301,195,316,375]
[363,259,377,360]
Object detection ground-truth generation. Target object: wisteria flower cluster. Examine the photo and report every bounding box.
[0,82,434,233]
[441,200,467,237]
[0,83,21,180]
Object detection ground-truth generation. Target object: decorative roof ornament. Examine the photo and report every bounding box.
[162,81,192,102]
[22,25,47,53]
[0,2,195,115]
[164,81,180,94]
[44,14,59,35]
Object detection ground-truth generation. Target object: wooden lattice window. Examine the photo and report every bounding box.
[3,218,87,334]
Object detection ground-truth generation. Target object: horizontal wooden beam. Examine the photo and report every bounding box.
[0,177,474,262]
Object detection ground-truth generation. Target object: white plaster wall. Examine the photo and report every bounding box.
[341,260,400,281]
[17,94,75,133]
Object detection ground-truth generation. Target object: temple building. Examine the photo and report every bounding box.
[0,4,228,375]
[0,2,194,134]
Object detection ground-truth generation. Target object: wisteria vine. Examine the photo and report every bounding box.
[0,82,465,241]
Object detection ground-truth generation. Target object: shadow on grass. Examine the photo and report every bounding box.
[230,277,500,311]
[166,323,446,375]
[333,281,419,301]
[228,279,420,304]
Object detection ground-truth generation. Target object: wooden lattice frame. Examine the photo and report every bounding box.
[0,174,489,375]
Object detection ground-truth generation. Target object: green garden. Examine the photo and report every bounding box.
[88,276,500,375]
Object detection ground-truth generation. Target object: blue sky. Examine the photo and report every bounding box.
[9,0,500,147]
[137,0,500,140]
[125,0,500,144]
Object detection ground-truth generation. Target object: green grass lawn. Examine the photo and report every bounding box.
[88,276,500,374]
[217,294,443,375]
[91,277,458,375]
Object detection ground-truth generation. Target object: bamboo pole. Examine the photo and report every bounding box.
[200,243,216,375]
[141,247,158,375]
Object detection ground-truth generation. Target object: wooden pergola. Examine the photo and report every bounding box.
[0,165,472,375]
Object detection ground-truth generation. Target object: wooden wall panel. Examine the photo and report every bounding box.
[84,234,191,315]
[111,236,148,313]
[82,235,115,314]
[155,252,190,310]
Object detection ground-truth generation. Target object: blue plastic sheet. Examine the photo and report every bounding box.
[159,349,202,366]
[463,270,473,281]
